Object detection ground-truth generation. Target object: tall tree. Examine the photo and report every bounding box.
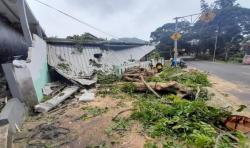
[150,0,250,60]
[215,0,237,9]
[200,0,209,12]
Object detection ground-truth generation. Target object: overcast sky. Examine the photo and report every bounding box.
[27,0,250,40]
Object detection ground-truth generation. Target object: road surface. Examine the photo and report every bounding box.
[187,61,250,87]
[187,61,250,103]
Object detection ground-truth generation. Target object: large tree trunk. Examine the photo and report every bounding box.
[118,81,189,95]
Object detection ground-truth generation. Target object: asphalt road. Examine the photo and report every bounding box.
[187,61,250,87]
[187,61,250,103]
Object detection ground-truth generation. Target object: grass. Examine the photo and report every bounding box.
[80,106,109,120]
[131,94,247,148]
[105,117,132,136]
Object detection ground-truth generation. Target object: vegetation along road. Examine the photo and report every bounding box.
[187,61,250,103]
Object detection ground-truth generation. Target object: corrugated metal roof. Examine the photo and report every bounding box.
[47,44,155,85]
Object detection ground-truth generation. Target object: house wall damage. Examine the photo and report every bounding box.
[0,1,157,147]
[0,1,49,146]
[47,39,155,86]
[26,35,50,102]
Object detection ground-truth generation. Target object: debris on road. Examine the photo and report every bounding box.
[35,86,79,113]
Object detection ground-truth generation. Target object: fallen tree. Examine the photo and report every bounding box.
[117,81,190,96]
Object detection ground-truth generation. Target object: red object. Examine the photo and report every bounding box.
[224,115,250,134]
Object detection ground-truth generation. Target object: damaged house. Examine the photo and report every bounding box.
[46,38,155,86]
[0,0,48,143]
[0,0,155,146]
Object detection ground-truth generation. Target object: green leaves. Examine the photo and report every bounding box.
[132,94,234,148]
[105,117,132,136]
[150,66,211,88]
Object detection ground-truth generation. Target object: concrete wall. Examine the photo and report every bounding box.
[2,63,38,107]
[2,35,50,105]
[26,35,50,102]
[0,98,27,133]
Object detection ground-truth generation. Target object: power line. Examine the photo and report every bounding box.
[33,0,118,38]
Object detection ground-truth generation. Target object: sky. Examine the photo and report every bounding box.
[27,0,250,41]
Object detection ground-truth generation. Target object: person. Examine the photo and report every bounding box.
[170,58,177,67]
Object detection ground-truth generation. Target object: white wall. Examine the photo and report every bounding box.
[26,35,50,102]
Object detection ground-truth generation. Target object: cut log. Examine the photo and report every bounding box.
[122,67,154,82]
[123,76,141,82]
[117,81,189,95]
[35,86,79,113]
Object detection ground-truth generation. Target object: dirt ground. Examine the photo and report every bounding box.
[13,94,147,148]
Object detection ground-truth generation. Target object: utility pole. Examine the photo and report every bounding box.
[174,18,178,59]
[213,26,220,62]
[173,13,201,59]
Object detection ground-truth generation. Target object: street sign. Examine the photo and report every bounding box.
[171,32,182,41]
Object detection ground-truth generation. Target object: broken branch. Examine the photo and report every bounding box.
[140,75,161,98]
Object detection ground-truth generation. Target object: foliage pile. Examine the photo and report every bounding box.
[95,65,247,147]
[149,66,211,88]
[132,94,248,148]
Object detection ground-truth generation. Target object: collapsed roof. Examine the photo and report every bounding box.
[47,39,155,85]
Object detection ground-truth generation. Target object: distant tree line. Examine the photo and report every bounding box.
[150,0,250,61]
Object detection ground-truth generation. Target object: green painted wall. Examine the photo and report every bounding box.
[33,62,50,102]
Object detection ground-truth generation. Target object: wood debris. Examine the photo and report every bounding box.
[122,67,154,82]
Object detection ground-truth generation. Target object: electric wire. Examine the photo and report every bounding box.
[33,0,118,38]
